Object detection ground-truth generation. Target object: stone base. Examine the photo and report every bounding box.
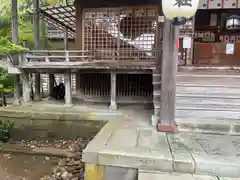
[109,104,117,111]
[151,115,158,126]
[13,99,21,106]
[64,104,73,107]
[157,122,178,133]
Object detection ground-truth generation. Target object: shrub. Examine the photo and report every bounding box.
[0,120,14,142]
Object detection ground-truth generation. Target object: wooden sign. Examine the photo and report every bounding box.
[162,0,199,20]
[198,0,238,9]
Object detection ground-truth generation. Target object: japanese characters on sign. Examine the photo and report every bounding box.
[173,0,192,7]
[162,0,199,20]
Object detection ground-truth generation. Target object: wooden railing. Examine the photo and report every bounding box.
[23,49,156,63]
[23,50,93,63]
[19,50,156,69]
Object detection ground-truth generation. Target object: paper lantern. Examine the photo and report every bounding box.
[162,0,199,20]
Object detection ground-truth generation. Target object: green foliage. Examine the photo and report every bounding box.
[0,37,29,54]
[0,70,15,93]
[0,120,14,143]
[0,0,66,52]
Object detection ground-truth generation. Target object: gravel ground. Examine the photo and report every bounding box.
[0,137,93,180]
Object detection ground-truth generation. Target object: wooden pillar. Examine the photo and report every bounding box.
[22,73,31,103]
[33,0,41,101]
[64,28,68,50]
[11,0,21,105]
[157,18,178,132]
[75,1,83,50]
[64,70,72,106]
[151,10,162,126]
[75,1,83,98]
[109,70,117,110]
[186,17,195,65]
[48,74,55,96]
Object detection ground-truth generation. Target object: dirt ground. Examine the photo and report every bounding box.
[0,153,58,180]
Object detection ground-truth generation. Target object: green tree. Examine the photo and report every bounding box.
[0,0,66,105]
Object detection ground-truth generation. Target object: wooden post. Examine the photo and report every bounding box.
[109,70,117,110]
[75,1,83,99]
[64,70,72,106]
[11,0,21,105]
[75,1,83,50]
[157,18,178,132]
[48,74,55,97]
[186,17,195,65]
[22,73,31,103]
[41,14,47,49]
[33,0,41,101]
[151,10,162,126]
[64,28,69,50]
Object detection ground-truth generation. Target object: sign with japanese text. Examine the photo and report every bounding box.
[162,0,199,20]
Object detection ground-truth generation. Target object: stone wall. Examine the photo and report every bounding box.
[0,110,106,140]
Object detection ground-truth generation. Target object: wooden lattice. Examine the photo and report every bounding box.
[83,7,158,61]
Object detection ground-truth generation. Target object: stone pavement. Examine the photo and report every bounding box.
[83,118,240,178]
[138,171,240,180]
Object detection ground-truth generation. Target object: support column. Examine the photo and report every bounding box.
[75,1,83,50]
[11,0,21,105]
[33,0,41,101]
[157,18,179,132]
[151,11,162,126]
[22,73,31,103]
[64,70,72,106]
[109,70,117,110]
[64,28,68,50]
[48,74,55,96]
[75,1,83,97]
[75,72,83,98]
[186,17,195,65]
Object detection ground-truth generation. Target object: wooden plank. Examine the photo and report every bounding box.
[175,109,240,120]
[176,105,240,111]
[176,86,240,95]
[176,97,240,106]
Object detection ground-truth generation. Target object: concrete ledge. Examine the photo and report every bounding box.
[83,121,119,163]
[0,108,121,121]
[138,171,219,180]
[98,146,173,172]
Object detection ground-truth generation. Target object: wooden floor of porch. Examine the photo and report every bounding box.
[176,68,240,121]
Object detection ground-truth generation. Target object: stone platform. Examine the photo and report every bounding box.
[83,118,240,180]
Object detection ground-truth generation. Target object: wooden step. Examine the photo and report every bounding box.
[175,109,240,121]
[176,97,240,107]
[177,86,240,95]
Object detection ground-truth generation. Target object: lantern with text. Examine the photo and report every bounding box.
[162,0,199,25]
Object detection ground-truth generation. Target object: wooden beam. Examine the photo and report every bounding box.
[157,18,178,132]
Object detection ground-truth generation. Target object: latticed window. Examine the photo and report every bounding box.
[83,7,158,61]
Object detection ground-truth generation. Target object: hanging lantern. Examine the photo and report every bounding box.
[226,15,240,30]
[162,0,199,25]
